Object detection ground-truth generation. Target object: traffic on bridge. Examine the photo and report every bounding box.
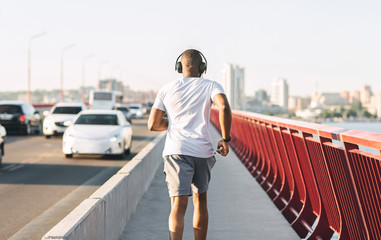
[0,114,159,240]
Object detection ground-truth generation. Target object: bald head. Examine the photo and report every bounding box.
[180,49,202,67]
[180,49,204,78]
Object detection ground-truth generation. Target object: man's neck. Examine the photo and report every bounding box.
[182,72,200,78]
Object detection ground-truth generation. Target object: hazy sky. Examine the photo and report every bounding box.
[1,0,381,96]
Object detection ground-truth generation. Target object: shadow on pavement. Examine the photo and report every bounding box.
[4,134,45,144]
[0,162,122,186]
[73,152,138,161]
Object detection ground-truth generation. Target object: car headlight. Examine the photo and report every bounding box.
[110,134,121,142]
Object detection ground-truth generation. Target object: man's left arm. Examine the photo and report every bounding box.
[147,107,168,131]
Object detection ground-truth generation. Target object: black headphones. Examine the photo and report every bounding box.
[175,50,207,75]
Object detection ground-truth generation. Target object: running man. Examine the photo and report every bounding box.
[148,49,232,240]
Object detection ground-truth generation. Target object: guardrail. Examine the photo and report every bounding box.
[210,108,381,240]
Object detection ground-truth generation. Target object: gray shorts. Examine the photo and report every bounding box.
[163,155,216,197]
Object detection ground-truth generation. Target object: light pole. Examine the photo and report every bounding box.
[27,31,47,103]
[60,43,75,102]
[82,53,95,103]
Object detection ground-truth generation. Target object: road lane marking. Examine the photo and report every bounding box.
[1,164,18,171]
[8,165,24,172]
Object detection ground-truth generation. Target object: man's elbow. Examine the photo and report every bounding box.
[147,120,155,131]
[219,104,231,113]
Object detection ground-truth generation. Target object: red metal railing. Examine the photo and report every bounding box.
[211,108,381,240]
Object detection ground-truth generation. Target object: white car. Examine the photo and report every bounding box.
[43,102,86,138]
[127,104,143,119]
[62,110,133,158]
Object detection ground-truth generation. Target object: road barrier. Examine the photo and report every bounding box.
[211,108,381,240]
[42,132,166,240]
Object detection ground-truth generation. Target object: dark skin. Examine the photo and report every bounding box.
[147,54,232,240]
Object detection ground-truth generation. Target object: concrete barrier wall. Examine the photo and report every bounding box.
[42,132,166,240]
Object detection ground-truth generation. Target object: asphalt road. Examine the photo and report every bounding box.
[0,118,161,240]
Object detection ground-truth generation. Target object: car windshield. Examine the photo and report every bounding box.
[116,107,128,112]
[74,114,119,125]
[0,105,22,114]
[53,106,82,114]
[129,106,140,109]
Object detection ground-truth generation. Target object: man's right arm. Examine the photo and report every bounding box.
[147,107,168,131]
[213,93,232,156]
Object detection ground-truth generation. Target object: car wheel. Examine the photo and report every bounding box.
[35,123,42,134]
[124,141,132,155]
[65,154,73,158]
[45,135,51,139]
[24,124,31,135]
[117,141,127,159]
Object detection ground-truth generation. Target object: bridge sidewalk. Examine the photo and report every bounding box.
[120,127,299,240]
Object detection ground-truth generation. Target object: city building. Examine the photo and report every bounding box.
[349,90,361,104]
[288,96,298,112]
[254,89,269,103]
[270,78,289,109]
[312,92,347,106]
[377,91,381,119]
[222,64,245,110]
[340,91,350,103]
[98,79,124,93]
[298,96,311,110]
[360,85,373,104]
[369,91,381,118]
[288,96,311,112]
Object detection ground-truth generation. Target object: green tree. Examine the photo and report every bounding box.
[363,110,376,119]
[345,109,357,118]
[321,110,332,119]
[351,102,363,113]
[332,110,342,118]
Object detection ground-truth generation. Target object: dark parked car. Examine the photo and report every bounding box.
[0,101,42,135]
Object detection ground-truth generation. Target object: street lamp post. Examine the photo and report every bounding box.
[60,44,75,102]
[27,31,47,103]
[82,53,95,103]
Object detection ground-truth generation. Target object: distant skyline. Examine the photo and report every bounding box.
[1,0,381,97]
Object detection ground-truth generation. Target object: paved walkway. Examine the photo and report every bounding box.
[120,127,299,240]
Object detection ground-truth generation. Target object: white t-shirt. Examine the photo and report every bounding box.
[153,77,225,158]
